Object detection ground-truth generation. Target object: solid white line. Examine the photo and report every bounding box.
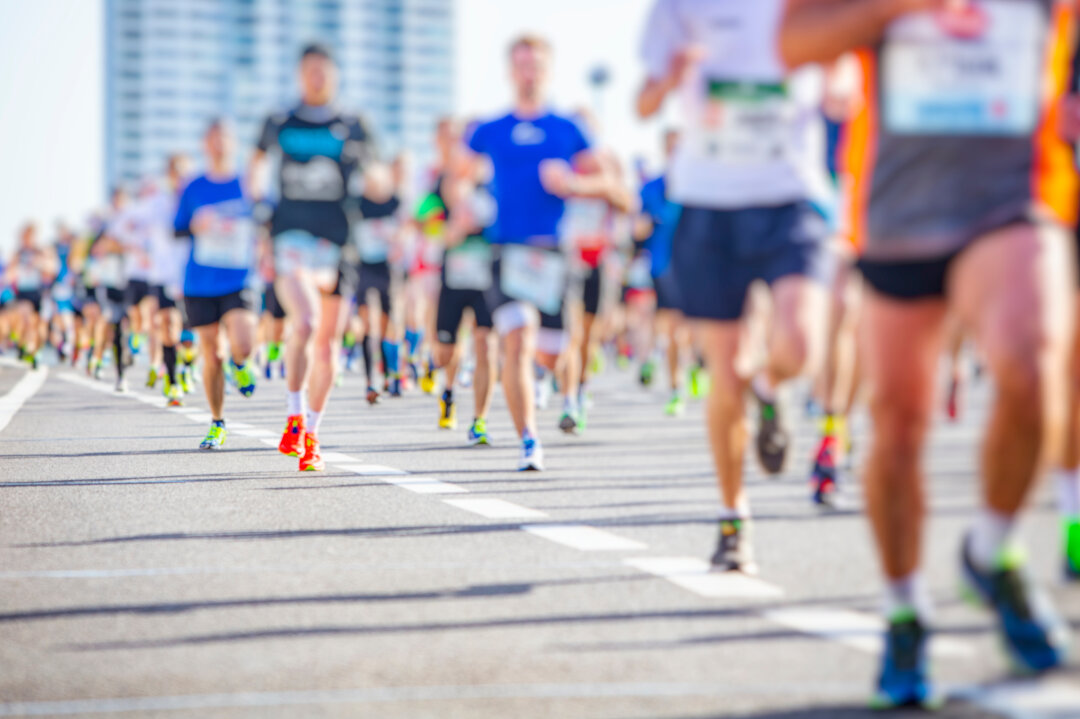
[625,557,783,599]
[443,498,548,519]
[0,367,48,434]
[522,524,647,552]
[335,463,408,476]
[762,607,973,659]
[375,475,468,494]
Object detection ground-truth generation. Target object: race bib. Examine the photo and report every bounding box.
[882,2,1043,136]
[193,216,256,270]
[274,230,342,288]
[563,200,609,247]
[52,281,74,301]
[500,245,567,316]
[355,219,393,264]
[445,238,493,291]
[282,157,345,202]
[15,267,41,291]
[97,255,125,289]
[693,80,790,165]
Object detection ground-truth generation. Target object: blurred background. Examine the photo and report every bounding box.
[0,0,665,254]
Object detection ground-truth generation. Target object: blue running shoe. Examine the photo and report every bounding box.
[961,535,1070,674]
[467,417,491,446]
[518,436,544,471]
[199,421,226,450]
[231,360,256,398]
[870,608,939,710]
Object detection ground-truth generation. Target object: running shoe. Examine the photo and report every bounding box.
[199,421,226,450]
[230,361,255,398]
[710,518,756,573]
[869,608,939,710]
[264,360,273,380]
[439,394,457,430]
[146,367,159,389]
[366,386,380,405]
[689,364,707,399]
[559,411,579,435]
[536,374,552,410]
[664,392,686,417]
[810,435,840,508]
[278,415,305,457]
[180,365,195,394]
[387,376,403,398]
[299,433,325,472]
[1065,518,1080,582]
[114,376,128,393]
[467,417,491,446]
[166,383,183,407]
[128,333,143,355]
[420,362,437,395]
[92,360,103,380]
[519,436,544,471]
[640,359,656,387]
[754,389,788,476]
[960,535,1070,673]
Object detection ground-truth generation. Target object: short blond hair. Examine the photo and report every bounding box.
[509,34,550,58]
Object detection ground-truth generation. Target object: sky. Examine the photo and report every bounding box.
[0,0,670,255]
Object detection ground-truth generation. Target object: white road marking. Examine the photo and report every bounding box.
[957,678,1080,717]
[227,421,254,430]
[334,463,408,476]
[379,476,469,494]
[169,407,199,414]
[0,367,47,434]
[444,498,548,519]
[260,438,280,447]
[319,451,356,464]
[762,607,973,659]
[233,428,277,439]
[523,524,647,552]
[625,557,783,599]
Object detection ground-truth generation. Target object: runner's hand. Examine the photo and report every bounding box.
[539,159,575,198]
[665,45,706,89]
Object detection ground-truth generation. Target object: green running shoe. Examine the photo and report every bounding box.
[640,359,656,387]
[231,360,256,398]
[689,365,709,399]
[180,365,195,394]
[1065,517,1080,581]
[467,417,491,446]
[199,421,226,450]
[665,392,686,417]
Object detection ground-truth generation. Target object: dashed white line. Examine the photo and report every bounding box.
[762,607,974,659]
[0,366,48,434]
[444,498,548,519]
[333,463,408,476]
[319,451,356,464]
[522,524,648,552]
[625,557,783,599]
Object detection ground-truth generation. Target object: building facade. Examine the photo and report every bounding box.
[104,0,454,188]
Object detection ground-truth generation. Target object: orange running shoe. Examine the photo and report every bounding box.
[299,433,325,471]
[279,415,305,457]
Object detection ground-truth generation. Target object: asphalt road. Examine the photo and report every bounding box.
[0,353,1078,718]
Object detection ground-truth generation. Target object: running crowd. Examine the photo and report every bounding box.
[2,0,1079,708]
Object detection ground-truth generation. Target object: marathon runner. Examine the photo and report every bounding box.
[457,34,622,471]
[639,0,833,572]
[433,135,497,442]
[782,0,1074,705]
[248,43,376,472]
[145,155,192,401]
[95,188,134,390]
[123,180,158,360]
[174,119,259,448]
[354,161,405,402]
[7,222,57,369]
[635,129,690,417]
[47,223,80,365]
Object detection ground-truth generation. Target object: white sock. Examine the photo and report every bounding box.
[883,571,933,622]
[1054,467,1080,518]
[306,409,323,436]
[287,390,304,416]
[752,373,776,403]
[970,508,1016,570]
[563,395,578,413]
[718,505,748,521]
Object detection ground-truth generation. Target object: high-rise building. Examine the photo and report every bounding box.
[104,0,454,188]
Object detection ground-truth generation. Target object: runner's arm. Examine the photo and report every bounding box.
[779,0,946,68]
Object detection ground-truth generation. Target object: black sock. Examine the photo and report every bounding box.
[112,324,124,378]
[163,344,178,383]
[361,334,373,386]
[443,388,453,402]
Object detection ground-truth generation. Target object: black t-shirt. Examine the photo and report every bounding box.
[257,104,375,245]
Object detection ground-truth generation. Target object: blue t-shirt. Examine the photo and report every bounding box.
[174,175,254,298]
[467,111,590,246]
[640,176,681,278]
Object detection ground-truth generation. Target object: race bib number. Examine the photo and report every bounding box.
[563,200,609,248]
[445,239,493,291]
[355,219,393,264]
[882,2,1043,136]
[274,230,342,288]
[693,80,789,165]
[15,268,41,291]
[500,245,567,316]
[193,216,256,270]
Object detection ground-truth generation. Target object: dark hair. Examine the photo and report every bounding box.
[300,42,334,63]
